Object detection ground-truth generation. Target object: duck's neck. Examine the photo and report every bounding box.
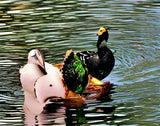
[97,34,109,57]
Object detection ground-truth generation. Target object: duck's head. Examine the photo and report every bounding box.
[97,27,109,40]
[34,74,66,104]
[27,49,45,70]
[97,27,109,48]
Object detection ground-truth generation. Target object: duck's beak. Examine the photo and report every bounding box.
[37,54,47,75]
[32,49,46,71]
[38,53,45,70]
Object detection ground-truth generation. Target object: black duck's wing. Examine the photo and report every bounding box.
[76,51,98,66]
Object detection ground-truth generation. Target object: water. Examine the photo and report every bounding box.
[0,0,160,125]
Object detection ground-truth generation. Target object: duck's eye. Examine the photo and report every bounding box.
[49,84,52,87]
[100,30,103,32]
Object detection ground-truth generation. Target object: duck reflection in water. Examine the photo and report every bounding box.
[24,101,66,125]
[24,94,115,125]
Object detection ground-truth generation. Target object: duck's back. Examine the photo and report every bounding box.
[77,48,114,80]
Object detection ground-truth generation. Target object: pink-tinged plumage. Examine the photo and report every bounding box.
[20,64,44,93]
[23,62,66,114]
[27,49,45,69]
[34,62,66,103]
[35,73,66,103]
[19,49,46,94]
[20,49,67,114]
[19,49,47,114]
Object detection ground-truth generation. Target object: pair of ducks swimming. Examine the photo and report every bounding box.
[19,27,115,113]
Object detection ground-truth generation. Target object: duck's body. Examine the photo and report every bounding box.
[19,49,46,94]
[23,62,67,114]
[76,27,115,80]
[35,73,66,103]
[62,51,88,94]
[20,49,67,113]
[76,48,114,80]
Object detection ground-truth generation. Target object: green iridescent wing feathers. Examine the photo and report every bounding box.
[62,52,88,94]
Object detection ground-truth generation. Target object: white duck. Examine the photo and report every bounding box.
[20,49,66,114]
[19,49,46,94]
